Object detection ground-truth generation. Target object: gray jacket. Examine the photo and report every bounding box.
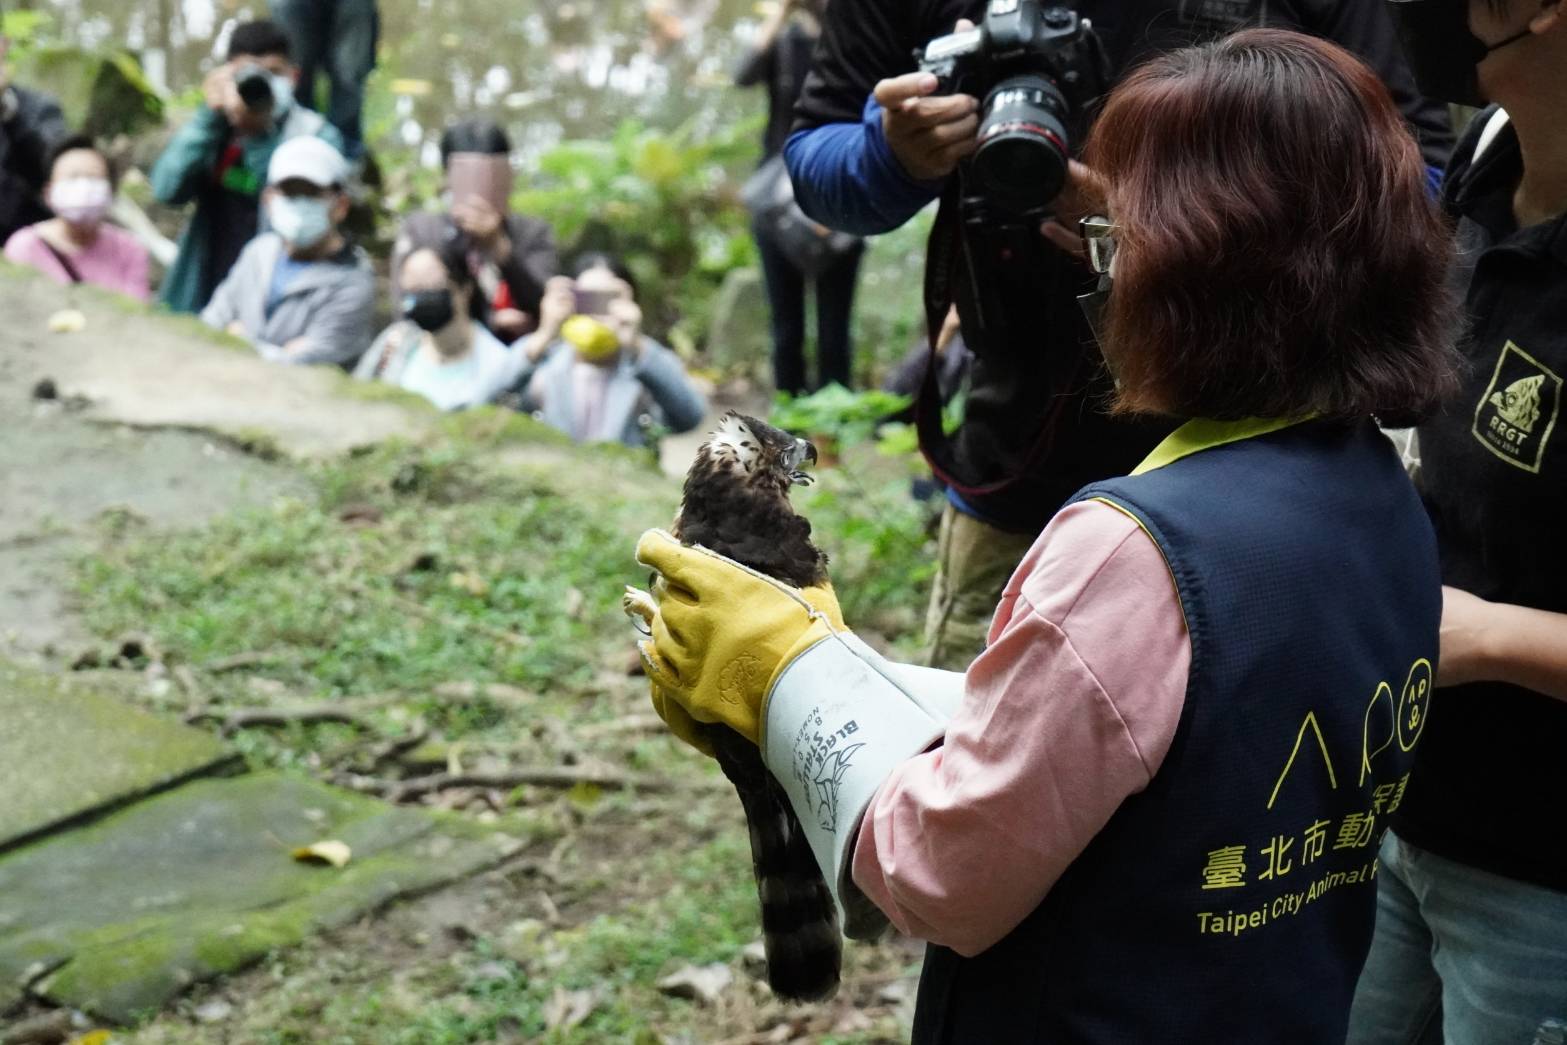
[527,336,706,448]
[201,232,376,366]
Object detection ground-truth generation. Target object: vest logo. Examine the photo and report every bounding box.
[1472,341,1562,474]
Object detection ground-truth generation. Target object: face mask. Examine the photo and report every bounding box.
[271,74,295,115]
[1384,0,1536,106]
[268,194,333,249]
[48,177,112,226]
[403,289,457,333]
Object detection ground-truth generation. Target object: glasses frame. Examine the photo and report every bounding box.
[1079,216,1119,276]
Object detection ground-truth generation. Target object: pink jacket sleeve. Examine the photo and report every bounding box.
[850,499,1192,956]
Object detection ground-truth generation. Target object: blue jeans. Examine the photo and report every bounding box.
[1348,831,1567,1045]
[269,0,378,159]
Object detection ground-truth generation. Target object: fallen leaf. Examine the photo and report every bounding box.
[542,985,600,1032]
[656,962,733,1005]
[48,309,87,333]
[290,839,352,867]
[68,1033,113,1045]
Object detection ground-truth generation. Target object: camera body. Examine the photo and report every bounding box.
[233,64,277,114]
[918,0,1107,215]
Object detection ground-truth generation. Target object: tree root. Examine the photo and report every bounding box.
[334,765,678,801]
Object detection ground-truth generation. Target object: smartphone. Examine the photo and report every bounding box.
[573,288,618,316]
[446,152,513,214]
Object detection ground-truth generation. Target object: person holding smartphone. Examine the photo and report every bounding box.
[392,119,558,344]
[517,253,706,449]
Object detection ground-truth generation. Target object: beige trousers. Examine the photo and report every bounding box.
[921,501,1038,672]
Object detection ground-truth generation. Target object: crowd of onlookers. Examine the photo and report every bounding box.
[0,17,706,450]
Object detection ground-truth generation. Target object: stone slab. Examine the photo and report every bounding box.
[0,773,522,1023]
[0,661,235,852]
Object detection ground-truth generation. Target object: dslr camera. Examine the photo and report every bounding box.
[232,64,277,114]
[918,0,1108,215]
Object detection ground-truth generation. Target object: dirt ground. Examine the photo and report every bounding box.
[0,275,321,657]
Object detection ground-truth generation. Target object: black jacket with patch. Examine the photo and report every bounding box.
[793,0,1454,533]
[1392,106,1567,893]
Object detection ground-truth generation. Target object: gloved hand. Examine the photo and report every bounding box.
[633,529,845,751]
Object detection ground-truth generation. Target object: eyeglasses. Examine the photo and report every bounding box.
[1079,216,1119,276]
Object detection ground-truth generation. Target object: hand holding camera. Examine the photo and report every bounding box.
[534,275,576,342]
[874,61,981,183]
[915,0,1108,216]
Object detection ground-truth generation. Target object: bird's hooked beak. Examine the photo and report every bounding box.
[789,437,818,486]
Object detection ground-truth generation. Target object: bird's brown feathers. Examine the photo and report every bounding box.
[671,410,840,1003]
[673,412,828,589]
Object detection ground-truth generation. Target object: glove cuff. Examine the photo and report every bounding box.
[761,633,956,939]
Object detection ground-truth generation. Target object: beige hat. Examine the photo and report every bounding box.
[267,136,348,188]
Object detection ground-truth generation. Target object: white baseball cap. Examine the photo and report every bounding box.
[267,136,348,189]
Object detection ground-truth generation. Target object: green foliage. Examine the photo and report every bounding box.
[0,7,52,51]
[769,386,938,639]
[771,384,912,448]
[514,118,763,350]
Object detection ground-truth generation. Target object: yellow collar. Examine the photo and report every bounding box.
[1132,417,1314,476]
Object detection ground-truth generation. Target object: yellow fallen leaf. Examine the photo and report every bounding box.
[290,839,352,868]
[69,1033,113,1045]
[48,308,87,333]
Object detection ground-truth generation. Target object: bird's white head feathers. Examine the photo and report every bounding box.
[702,411,815,481]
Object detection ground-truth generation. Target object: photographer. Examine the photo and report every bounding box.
[519,254,706,449]
[151,20,344,314]
[392,120,559,344]
[786,0,1454,670]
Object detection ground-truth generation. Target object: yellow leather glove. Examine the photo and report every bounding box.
[633,528,845,752]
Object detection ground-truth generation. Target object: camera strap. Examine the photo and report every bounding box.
[915,186,1078,500]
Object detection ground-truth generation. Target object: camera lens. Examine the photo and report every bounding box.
[234,66,275,112]
[972,74,1072,213]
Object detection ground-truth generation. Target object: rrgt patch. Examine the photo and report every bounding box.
[1471,340,1562,474]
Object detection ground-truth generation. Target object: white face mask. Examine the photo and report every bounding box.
[268,194,333,249]
[48,177,113,226]
[271,74,295,115]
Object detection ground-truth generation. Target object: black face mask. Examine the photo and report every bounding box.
[1385,0,1537,106]
[403,289,456,333]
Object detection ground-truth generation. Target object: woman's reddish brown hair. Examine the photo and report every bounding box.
[1083,28,1460,423]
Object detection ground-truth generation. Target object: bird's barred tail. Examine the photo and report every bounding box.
[708,727,842,1003]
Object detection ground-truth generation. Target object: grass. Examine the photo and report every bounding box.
[70,423,934,1043]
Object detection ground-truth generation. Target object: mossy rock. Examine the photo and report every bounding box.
[0,660,235,852]
[0,773,524,1023]
[15,46,165,139]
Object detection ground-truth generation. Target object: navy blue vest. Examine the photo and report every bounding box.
[912,419,1441,1044]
